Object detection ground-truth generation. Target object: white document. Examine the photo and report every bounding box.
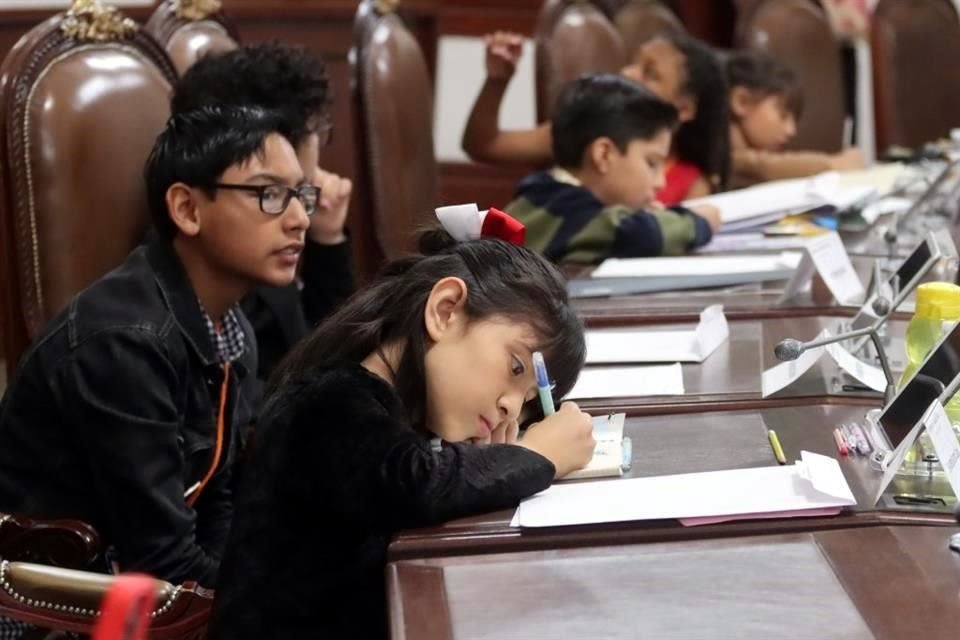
[761,329,828,397]
[566,364,684,399]
[922,401,960,499]
[825,342,887,393]
[780,232,865,305]
[591,252,801,279]
[514,451,855,528]
[697,233,812,254]
[685,170,890,232]
[585,305,729,364]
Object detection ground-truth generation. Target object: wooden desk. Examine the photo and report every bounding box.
[388,525,960,640]
[389,403,953,561]
[574,315,905,414]
[573,254,904,326]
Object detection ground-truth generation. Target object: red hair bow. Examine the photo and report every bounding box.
[92,575,156,640]
[435,204,526,246]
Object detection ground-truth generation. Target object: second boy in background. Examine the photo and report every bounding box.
[505,74,720,264]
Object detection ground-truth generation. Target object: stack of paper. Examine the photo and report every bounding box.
[513,451,856,528]
[684,171,880,233]
[570,252,801,298]
[562,413,628,481]
[585,305,728,364]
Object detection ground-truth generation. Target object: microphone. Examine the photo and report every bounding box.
[774,338,805,361]
[773,323,897,405]
[872,296,892,317]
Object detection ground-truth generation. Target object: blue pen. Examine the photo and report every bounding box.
[532,351,556,416]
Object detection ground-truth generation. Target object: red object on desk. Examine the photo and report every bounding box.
[92,575,156,640]
[833,428,849,456]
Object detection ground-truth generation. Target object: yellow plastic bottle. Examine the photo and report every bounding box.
[898,282,960,438]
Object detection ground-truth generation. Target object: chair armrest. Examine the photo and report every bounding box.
[0,514,101,570]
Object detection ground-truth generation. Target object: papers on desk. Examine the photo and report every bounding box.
[566,364,684,399]
[585,305,728,364]
[569,252,802,298]
[513,451,856,528]
[697,232,815,254]
[684,171,879,233]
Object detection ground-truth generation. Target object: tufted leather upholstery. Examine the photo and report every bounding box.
[872,0,960,151]
[352,0,437,263]
[736,0,846,152]
[0,4,177,374]
[534,0,627,122]
[0,558,212,639]
[144,0,240,76]
[614,0,686,64]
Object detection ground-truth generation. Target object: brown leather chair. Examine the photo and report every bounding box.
[0,0,177,375]
[144,0,240,76]
[0,560,212,639]
[534,0,627,122]
[736,0,846,152]
[613,0,686,64]
[872,0,960,151]
[351,0,437,268]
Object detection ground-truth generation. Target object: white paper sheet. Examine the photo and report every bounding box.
[591,252,801,279]
[562,413,627,481]
[780,232,865,305]
[922,401,960,499]
[514,451,855,528]
[566,364,684,399]
[697,233,813,254]
[761,330,829,397]
[825,342,888,393]
[585,306,729,364]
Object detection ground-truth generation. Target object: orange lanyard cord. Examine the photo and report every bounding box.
[186,361,230,508]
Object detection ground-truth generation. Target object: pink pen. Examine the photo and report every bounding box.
[832,428,849,456]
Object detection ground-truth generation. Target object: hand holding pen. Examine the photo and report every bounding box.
[519,352,595,478]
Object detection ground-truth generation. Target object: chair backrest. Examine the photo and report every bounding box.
[0,512,101,570]
[0,0,177,373]
[871,0,960,151]
[614,0,686,64]
[534,0,626,122]
[144,0,240,76]
[736,0,845,152]
[0,559,212,640]
[351,0,437,266]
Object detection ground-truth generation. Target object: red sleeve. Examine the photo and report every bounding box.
[656,160,702,206]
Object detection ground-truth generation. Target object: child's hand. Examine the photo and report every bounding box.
[690,203,722,232]
[829,147,866,171]
[484,31,524,81]
[307,168,352,245]
[519,402,595,478]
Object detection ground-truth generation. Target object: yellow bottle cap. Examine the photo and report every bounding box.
[915,282,960,320]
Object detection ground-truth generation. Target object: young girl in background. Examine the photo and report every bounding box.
[726,48,865,188]
[463,31,729,203]
[208,209,596,640]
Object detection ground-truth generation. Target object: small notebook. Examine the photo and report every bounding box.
[561,413,630,481]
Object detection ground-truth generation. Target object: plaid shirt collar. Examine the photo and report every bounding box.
[198,302,246,364]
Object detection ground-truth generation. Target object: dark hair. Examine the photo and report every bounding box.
[144,105,289,239]
[551,73,679,169]
[170,42,332,147]
[270,229,586,429]
[665,33,730,191]
[726,49,804,118]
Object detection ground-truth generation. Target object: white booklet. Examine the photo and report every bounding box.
[561,413,629,481]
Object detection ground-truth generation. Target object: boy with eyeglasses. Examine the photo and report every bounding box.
[170,43,354,386]
[0,105,309,587]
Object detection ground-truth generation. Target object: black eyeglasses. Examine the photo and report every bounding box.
[213,183,319,216]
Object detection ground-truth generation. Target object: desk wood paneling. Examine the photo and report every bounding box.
[574,314,903,415]
[389,402,953,561]
[389,525,960,640]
